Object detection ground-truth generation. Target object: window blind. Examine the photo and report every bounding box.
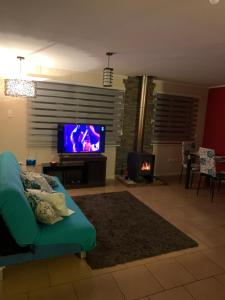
[28,81,124,147]
[152,93,199,143]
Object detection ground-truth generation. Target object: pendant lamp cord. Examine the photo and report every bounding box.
[106,52,115,68]
[17,56,24,78]
[107,55,110,68]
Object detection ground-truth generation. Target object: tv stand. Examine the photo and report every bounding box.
[42,154,107,188]
[58,153,84,165]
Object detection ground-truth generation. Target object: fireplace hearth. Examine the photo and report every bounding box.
[127,152,155,183]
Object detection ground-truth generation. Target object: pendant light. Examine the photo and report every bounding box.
[5,56,36,97]
[103,52,115,87]
[209,0,220,4]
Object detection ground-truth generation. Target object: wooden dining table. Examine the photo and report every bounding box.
[185,153,225,189]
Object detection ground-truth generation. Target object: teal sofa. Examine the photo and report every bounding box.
[0,151,96,279]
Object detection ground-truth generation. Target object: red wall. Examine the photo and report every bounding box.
[203,87,225,155]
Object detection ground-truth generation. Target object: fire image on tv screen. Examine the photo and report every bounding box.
[57,124,105,153]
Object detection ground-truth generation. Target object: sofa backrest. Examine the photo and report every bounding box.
[0,151,40,246]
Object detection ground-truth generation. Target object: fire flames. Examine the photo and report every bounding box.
[141,161,151,171]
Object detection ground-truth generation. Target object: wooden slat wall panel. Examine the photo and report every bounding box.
[152,93,199,143]
[28,81,124,147]
[29,109,121,119]
[31,99,116,108]
[30,116,119,125]
[36,81,122,96]
[36,90,120,103]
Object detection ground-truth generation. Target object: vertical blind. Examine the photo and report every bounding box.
[28,81,124,147]
[152,93,199,143]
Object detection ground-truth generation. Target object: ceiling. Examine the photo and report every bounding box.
[0,0,225,86]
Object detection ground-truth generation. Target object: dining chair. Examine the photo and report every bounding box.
[197,147,225,202]
[179,141,199,187]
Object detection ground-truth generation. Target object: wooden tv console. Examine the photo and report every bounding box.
[42,154,107,188]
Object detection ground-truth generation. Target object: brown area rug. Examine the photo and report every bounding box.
[74,191,198,269]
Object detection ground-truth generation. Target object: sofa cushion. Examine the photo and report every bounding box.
[25,191,63,224]
[20,172,41,190]
[27,189,74,217]
[21,171,53,193]
[42,174,59,188]
[0,152,40,246]
[34,178,96,252]
[35,200,63,225]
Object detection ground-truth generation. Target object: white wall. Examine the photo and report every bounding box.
[153,80,208,176]
[0,70,126,179]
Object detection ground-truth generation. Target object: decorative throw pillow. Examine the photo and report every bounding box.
[27,189,74,217]
[35,200,63,225]
[25,191,39,211]
[25,191,63,225]
[21,171,53,193]
[41,174,58,188]
[34,175,53,193]
[21,172,41,190]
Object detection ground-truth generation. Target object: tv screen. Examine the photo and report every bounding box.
[57,123,105,153]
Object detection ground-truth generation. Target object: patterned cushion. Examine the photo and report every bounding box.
[41,174,58,188]
[199,147,216,177]
[21,172,41,190]
[25,191,63,225]
[21,171,53,193]
[35,201,62,225]
[27,189,74,217]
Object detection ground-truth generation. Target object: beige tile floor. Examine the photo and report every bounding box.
[1,177,225,300]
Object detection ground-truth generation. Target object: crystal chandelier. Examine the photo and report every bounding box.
[5,56,36,97]
[103,52,115,87]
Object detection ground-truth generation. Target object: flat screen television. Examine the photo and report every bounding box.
[57,123,106,154]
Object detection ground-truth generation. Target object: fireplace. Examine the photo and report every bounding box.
[141,161,151,171]
[125,75,155,183]
[127,152,155,182]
